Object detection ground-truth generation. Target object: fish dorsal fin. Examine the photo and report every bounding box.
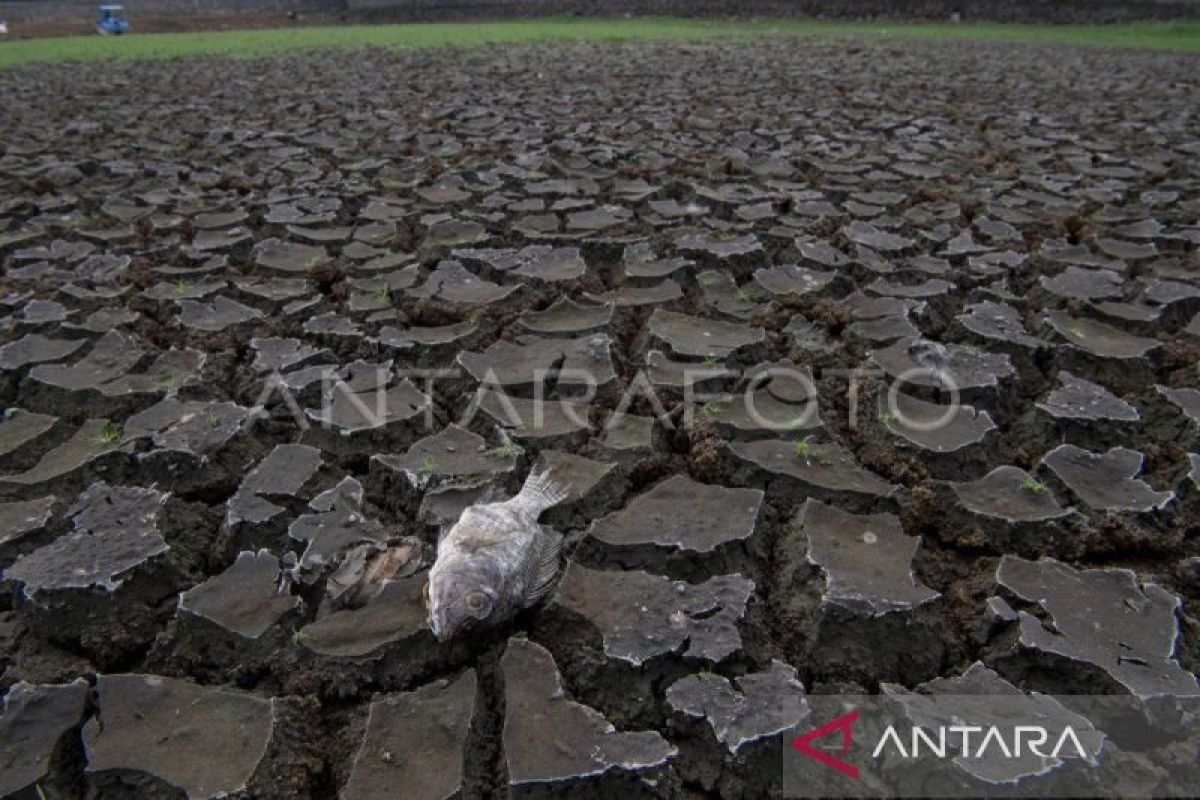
[509,469,570,519]
[523,528,563,606]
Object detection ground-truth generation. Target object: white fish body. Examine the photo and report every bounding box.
[427,470,568,641]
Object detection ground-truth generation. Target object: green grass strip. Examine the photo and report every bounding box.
[1,17,1198,69]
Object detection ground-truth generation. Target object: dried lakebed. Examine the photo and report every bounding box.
[1,38,1199,799]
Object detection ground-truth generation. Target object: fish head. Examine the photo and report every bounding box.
[427,557,503,642]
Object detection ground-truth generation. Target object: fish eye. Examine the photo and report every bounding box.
[463,591,491,618]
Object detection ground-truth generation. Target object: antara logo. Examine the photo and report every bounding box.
[791,709,1090,779]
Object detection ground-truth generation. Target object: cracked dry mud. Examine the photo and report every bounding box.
[1,36,1199,799]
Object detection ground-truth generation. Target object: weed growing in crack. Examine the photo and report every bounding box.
[1021,476,1048,494]
[95,422,122,447]
[793,434,814,459]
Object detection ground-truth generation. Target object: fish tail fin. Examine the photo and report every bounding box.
[514,468,570,518]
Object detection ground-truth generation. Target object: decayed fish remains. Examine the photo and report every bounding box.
[426,470,569,641]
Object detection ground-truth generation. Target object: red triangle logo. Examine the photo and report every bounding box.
[791,708,860,779]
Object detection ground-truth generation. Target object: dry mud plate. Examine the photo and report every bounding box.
[1,37,1199,799]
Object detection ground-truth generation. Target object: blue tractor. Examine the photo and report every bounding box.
[96,5,131,35]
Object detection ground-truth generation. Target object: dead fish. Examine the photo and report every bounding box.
[311,538,426,618]
[426,469,568,641]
